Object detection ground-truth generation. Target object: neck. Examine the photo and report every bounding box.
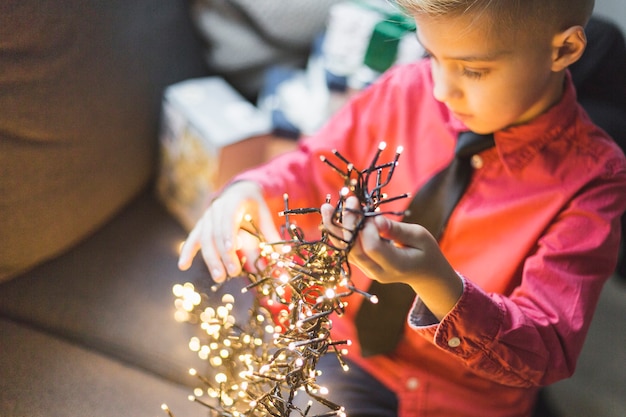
[514,71,567,127]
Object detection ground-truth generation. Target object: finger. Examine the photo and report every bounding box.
[178,223,202,271]
[320,202,347,248]
[258,200,282,243]
[375,215,433,248]
[363,216,433,271]
[197,210,229,282]
[212,202,245,278]
[238,201,280,271]
[340,196,362,244]
[347,216,385,275]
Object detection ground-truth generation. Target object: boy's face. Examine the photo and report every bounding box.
[414,13,562,134]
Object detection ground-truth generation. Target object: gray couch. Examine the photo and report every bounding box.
[0,1,211,415]
[1,1,625,416]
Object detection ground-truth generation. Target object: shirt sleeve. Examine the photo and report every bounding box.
[409,162,626,388]
[230,62,433,226]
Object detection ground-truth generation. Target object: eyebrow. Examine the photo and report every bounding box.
[443,49,512,62]
[416,33,512,63]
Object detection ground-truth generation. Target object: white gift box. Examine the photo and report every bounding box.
[157,77,272,230]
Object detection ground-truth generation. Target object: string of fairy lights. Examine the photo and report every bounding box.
[165,142,408,417]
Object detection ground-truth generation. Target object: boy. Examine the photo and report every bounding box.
[179,0,626,415]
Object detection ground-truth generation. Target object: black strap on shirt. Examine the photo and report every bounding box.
[354,131,495,357]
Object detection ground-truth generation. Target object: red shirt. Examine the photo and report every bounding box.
[234,59,626,416]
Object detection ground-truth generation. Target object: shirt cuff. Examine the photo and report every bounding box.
[408,276,504,358]
[408,294,441,327]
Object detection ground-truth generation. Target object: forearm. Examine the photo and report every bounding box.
[407,259,464,322]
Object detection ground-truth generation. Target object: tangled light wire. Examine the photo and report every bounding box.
[166,142,408,417]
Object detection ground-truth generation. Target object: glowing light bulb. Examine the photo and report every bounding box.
[168,141,406,417]
[188,337,200,351]
[182,299,194,312]
[172,284,184,297]
[174,310,189,323]
[217,306,228,318]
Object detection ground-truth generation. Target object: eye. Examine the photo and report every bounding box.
[461,67,488,80]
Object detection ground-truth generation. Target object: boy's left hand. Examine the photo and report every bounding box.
[321,196,464,320]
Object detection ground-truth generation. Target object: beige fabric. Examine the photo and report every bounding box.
[0,0,207,281]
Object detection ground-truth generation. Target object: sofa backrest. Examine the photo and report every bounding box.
[0,0,209,281]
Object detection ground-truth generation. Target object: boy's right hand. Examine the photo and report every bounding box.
[177,180,280,282]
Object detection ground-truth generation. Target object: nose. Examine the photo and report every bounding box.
[431,65,462,103]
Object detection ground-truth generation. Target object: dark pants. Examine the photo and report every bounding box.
[304,355,398,417]
[307,355,562,417]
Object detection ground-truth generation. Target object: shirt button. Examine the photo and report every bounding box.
[471,155,484,169]
[406,377,420,390]
[448,337,461,348]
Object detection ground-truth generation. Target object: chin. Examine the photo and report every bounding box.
[463,122,496,135]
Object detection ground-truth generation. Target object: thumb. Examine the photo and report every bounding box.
[257,200,282,243]
[374,215,431,249]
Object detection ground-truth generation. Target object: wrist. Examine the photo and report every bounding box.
[410,267,463,321]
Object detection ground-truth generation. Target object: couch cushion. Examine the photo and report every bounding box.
[0,191,213,387]
[0,317,200,417]
[0,0,208,281]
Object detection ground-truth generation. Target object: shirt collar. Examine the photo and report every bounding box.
[494,72,579,172]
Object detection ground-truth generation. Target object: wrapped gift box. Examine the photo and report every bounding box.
[157,77,272,230]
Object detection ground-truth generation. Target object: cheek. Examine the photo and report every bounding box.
[486,71,539,108]
[468,85,514,118]
[464,83,529,131]
[502,56,554,109]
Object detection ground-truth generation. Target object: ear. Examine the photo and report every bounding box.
[551,25,587,71]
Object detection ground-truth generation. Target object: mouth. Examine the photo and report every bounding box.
[451,110,473,121]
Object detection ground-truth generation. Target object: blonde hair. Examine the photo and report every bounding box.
[393,0,594,35]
